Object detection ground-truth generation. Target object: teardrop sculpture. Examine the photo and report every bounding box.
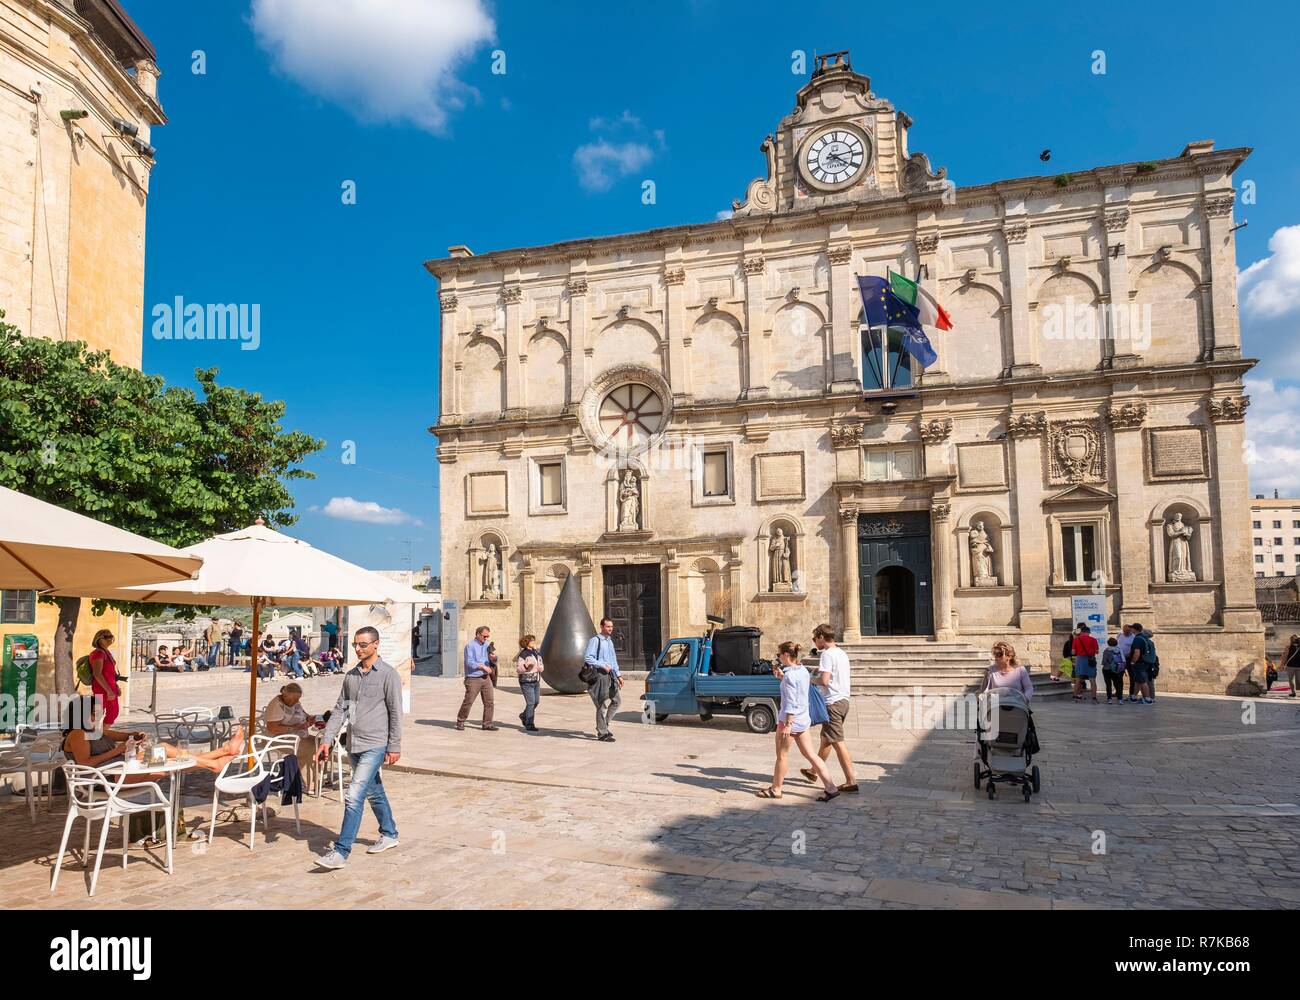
[540,572,597,694]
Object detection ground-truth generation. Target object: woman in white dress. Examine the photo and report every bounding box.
[758,641,839,801]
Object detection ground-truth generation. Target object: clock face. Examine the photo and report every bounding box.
[598,383,665,450]
[801,127,868,190]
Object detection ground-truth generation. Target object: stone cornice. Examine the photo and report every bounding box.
[424,147,1253,280]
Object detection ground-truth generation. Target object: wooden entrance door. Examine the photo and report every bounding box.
[602,564,662,671]
[858,511,933,636]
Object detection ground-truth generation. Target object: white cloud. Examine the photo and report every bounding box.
[716,209,734,221]
[588,110,641,131]
[1239,224,1300,320]
[572,140,654,192]
[250,0,495,133]
[1245,378,1300,496]
[318,496,420,525]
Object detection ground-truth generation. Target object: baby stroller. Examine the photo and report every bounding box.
[973,687,1041,801]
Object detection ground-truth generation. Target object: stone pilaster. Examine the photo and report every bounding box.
[1207,396,1260,629]
[742,254,768,398]
[1100,204,1140,367]
[663,263,687,403]
[567,273,589,408]
[931,501,954,640]
[1202,192,1241,359]
[439,290,459,419]
[839,504,861,641]
[827,242,859,392]
[502,282,523,414]
[915,231,947,382]
[1001,219,1039,376]
[1006,411,1051,632]
[1106,400,1152,620]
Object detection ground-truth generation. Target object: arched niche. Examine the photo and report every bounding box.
[1132,260,1203,365]
[461,334,505,416]
[603,458,652,534]
[756,514,806,596]
[468,528,510,603]
[536,562,571,632]
[525,328,569,412]
[956,507,1014,588]
[948,282,1006,382]
[684,556,725,632]
[769,302,827,395]
[691,310,744,401]
[594,317,662,375]
[1033,271,1103,374]
[1149,496,1212,583]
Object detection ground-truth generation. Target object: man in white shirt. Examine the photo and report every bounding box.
[803,623,858,792]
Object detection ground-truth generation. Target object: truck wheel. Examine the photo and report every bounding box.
[698,711,713,722]
[654,714,669,723]
[745,704,775,734]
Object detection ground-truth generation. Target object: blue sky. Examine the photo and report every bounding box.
[128,0,1300,571]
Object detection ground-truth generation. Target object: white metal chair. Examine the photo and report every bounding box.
[1,733,65,822]
[176,706,219,751]
[315,721,350,809]
[207,734,301,850]
[50,763,173,897]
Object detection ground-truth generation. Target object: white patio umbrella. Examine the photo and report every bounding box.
[48,521,397,736]
[0,486,203,590]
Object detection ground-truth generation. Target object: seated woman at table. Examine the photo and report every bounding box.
[61,697,247,779]
[262,683,318,785]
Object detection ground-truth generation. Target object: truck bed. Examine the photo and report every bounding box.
[694,672,781,699]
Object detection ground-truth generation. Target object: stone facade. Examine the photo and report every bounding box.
[0,0,162,692]
[429,52,1262,692]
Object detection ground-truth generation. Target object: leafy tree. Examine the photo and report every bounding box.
[0,312,323,693]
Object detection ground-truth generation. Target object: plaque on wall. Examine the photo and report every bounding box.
[754,452,806,501]
[957,442,1007,490]
[467,471,509,515]
[1145,426,1209,482]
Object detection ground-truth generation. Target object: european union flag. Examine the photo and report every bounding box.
[857,274,938,369]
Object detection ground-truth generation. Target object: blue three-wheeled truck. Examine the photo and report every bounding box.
[642,616,783,733]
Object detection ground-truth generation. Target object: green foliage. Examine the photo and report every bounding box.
[0,310,324,618]
[1054,173,1074,188]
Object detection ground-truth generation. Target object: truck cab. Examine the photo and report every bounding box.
[642,622,781,733]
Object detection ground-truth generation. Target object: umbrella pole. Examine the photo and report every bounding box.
[247,596,263,763]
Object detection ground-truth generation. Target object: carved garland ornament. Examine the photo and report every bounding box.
[919,417,953,443]
[1105,400,1148,430]
[502,285,522,305]
[439,292,458,312]
[566,278,588,296]
[915,232,940,255]
[1002,221,1029,244]
[829,421,865,448]
[1203,194,1235,219]
[1006,411,1047,439]
[1103,208,1130,233]
[826,245,853,266]
[1208,395,1249,422]
[663,268,686,286]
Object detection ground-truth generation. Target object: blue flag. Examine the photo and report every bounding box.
[857,274,938,369]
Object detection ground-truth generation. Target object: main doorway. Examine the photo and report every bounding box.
[602,563,662,671]
[858,511,933,636]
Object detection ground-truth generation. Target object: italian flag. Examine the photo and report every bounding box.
[889,270,954,331]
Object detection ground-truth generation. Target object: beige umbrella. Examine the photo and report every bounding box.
[48,521,396,737]
[0,486,203,590]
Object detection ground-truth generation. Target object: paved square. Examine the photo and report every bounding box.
[2,672,1297,908]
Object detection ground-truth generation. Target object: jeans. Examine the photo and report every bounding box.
[207,642,221,667]
[520,678,540,727]
[286,650,303,677]
[334,747,397,860]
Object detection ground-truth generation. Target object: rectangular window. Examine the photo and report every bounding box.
[864,447,921,482]
[1293,521,1300,529]
[702,450,729,498]
[0,590,36,624]
[1276,554,1286,563]
[1061,525,1097,584]
[1254,538,1263,546]
[860,327,914,391]
[1275,521,1283,529]
[538,462,563,507]
[1256,555,1265,563]
[1275,537,1284,546]
[1253,520,1262,529]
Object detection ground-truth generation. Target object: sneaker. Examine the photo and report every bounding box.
[526,724,539,732]
[366,835,400,855]
[314,849,347,870]
[519,712,526,724]
[1105,698,1112,705]
[454,722,465,731]
[598,733,615,742]
[1142,697,1153,704]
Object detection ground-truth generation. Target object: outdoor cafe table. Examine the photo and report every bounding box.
[101,756,198,845]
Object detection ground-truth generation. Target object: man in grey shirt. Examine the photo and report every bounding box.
[314,627,403,869]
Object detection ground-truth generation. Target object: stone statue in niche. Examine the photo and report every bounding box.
[480,542,502,599]
[969,520,997,587]
[1166,513,1197,582]
[769,527,792,593]
[617,469,641,531]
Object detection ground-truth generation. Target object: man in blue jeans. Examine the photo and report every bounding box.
[313,626,403,869]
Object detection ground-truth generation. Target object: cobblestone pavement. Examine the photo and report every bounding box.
[2,671,1297,908]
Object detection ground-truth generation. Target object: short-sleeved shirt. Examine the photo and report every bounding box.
[1131,634,1156,664]
[1072,633,1099,657]
[263,695,308,730]
[816,645,851,705]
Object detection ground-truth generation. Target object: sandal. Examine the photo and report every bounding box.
[838,783,860,793]
[816,790,841,802]
[756,786,783,799]
[799,767,818,783]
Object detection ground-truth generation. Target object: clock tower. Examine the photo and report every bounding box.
[733,50,948,216]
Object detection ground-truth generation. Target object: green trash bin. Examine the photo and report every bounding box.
[2,634,39,736]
